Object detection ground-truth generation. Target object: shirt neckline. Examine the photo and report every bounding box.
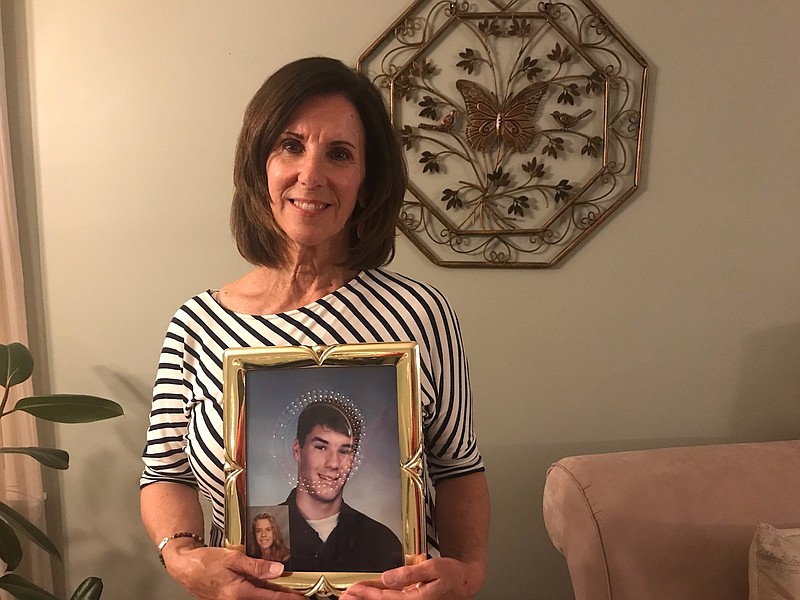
[206,270,367,319]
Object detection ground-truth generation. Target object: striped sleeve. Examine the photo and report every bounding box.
[140,316,198,489]
[366,270,484,484]
[423,288,483,483]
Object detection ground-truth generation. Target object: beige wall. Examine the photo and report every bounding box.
[5,1,800,598]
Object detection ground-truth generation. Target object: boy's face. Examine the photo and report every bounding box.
[293,424,354,504]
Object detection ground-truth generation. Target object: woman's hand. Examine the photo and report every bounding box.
[339,557,480,600]
[342,473,490,600]
[163,543,300,600]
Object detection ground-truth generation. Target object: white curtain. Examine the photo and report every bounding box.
[0,6,54,593]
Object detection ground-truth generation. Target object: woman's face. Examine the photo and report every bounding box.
[266,94,366,260]
[255,518,274,551]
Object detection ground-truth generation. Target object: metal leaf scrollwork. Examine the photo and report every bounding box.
[358,0,648,267]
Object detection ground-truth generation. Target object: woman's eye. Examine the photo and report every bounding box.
[280,139,302,153]
[330,148,352,161]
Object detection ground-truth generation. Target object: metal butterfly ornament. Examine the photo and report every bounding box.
[455,79,549,152]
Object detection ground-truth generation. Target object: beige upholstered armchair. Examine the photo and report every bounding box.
[543,441,800,600]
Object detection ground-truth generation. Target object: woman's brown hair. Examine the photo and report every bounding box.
[231,57,406,270]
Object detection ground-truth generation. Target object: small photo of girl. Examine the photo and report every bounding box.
[248,507,290,563]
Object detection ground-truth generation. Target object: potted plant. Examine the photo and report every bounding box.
[0,342,124,600]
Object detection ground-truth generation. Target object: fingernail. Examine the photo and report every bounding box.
[268,562,284,575]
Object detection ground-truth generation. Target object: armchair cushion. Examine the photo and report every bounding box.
[749,523,800,600]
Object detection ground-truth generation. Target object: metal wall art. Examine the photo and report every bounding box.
[358,0,648,267]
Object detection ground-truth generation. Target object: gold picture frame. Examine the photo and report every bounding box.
[223,342,424,598]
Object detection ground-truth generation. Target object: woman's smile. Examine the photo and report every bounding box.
[290,199,329,212]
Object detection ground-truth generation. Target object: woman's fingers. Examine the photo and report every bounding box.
[340,558,471,600]
[168,546,298,599]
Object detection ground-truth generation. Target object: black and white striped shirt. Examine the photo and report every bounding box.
[140,268,483,553]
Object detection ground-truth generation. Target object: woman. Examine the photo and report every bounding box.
[250,513,290,563]
[140,57,489,600]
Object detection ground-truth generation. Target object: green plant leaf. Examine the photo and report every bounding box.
[0,447,70,470]
[0,518,22,570]
[69,577,103,600]
[0,501,60,559]
[0,343,34,388]
[12,395,123,423]
[0,573,60,600]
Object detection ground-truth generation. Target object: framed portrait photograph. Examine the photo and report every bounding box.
[222,342,424,597]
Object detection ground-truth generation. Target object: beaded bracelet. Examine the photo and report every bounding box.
[157,531,206,567]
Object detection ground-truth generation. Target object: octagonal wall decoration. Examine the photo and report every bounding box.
[358,0,648,268]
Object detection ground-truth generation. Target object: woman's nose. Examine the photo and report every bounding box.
[297,152,325,188]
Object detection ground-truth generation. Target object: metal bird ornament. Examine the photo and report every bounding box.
[456,79,549,152]
[418,109,457,133]
[551,109,593,130]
